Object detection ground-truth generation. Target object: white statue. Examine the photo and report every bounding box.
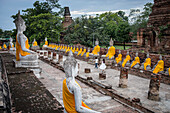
[14,10,37,61]
[130,52,140,68]
[43,37,48,48]
[9,37,15,51]
[63,51,100,113]
[140,52,151,70]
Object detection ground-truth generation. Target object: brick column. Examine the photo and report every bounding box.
[119,68,128,88]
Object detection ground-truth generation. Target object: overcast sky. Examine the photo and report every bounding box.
[0,0,153,30]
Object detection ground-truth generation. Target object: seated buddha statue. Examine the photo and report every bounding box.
[32,38,37,47]
[81,47,86,56]
[3,43,7,49]
[115,50,122,66]
[0,46,2,50]
[31,38,40,50]
[43,37,48,48]
[152,55,164,74]
[14,11,37,61]
[165,67,170,76]
[66,45,70,53]
[140,53,151,70]
[86,48,90,58]
[90,39,100,56]
[9,37,15,51]
[71,46,76,53]
[77,47,82,56]
[130,52,140,68]
[63,51,100,113]
[105,38,115,59]
[122,51,131,67]
[75,46,79,54]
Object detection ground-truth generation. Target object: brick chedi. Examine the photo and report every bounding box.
[137,0,170,54]
[62,7,73,29]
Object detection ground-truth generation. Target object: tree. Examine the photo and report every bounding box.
[11,0,63,45]
[115,22,131,50]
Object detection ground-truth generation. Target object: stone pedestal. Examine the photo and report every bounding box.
[48,51,52,61]
[58,54,63,63]
[99,72,106,80]
[44,51,48,59]
[148,74,160,101]
[85,68,91,73]
[31,46,40,50]
[119,68,128,88]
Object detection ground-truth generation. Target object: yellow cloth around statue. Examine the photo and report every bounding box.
[92,45,100,55]
[153,60,164,74]
[106,46,115,59]
[122,55,131,67]
[131,57,140,68]
[66,47,70,53]
[81,49,86,56]
[86,52,89,58]
[144,58,151,70]
[3,44,7,49]
[16,35,30,61]
[72,47,75,53]
[115,54,122,64]
[77,48,82,56]
[65,46,67,51]
[63,79,91,113]
[33,41,38,46]
[75,47,79,52]
[0,46,2,49]
[168,68,170,76]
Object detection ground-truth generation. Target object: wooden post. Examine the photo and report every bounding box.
[119,68,128,88]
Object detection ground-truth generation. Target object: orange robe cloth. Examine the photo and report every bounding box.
[81,49,86,56]
[92,45,100,55]
[106,46,115,59]
[131,57,140,68]
[115,54,122,64]
[63,79,91,113]
[77,48,82,56]
[86,52,89,58]
[122,55,131,67]
[153,60,164,74]
[143,58,151,70]
[16,35,30,61]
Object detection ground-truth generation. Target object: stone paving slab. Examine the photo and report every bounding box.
[77,59,170,113]
[39,60,138,112]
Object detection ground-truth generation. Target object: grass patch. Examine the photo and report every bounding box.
[114,45,131,50]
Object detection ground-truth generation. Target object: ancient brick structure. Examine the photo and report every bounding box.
[62,7,73,29]
[137,0,170,54]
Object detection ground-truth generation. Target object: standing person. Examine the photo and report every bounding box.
[99,59,106,73]
[95,57,98,69]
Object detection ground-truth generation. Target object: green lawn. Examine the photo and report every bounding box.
[101,45,131,50]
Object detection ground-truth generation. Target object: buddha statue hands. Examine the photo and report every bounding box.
[140,52,151,70]
[14,10,37,61]
[115,50,122,66]
[122,51,131,67]
[63,51,100,113]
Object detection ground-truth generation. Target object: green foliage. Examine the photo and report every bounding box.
[11,0,63,44]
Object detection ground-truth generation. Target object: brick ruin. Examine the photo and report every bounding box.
[62,7,73,29]
[137,0,170,54]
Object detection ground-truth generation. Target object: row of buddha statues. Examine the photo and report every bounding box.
[44,38,169,76]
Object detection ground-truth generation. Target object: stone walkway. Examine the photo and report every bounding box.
[39,60,138,113]
[77,59,170,113]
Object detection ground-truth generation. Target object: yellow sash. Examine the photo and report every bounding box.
[75,48,79,52]
[106,46,115,59]
[86,52,89,57]
[77,48,82,56]
[16,35,30,61]
[168,68,170,76]
[144,58,151,70]
[66,47,70,53]
[115,54,122,64]
[72,48,75,53]
[153,60,164,74]
[92,45,100,55]
[0,46,2,49]
[63,79,91,113]
[122,55,130,67]
[81,49,86,56]
[131,57,140,68]
[3,44,7,49]
[33,41,37,46]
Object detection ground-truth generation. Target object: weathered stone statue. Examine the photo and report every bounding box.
[31,38,40,50]
[152,55,164,74]
[86,47,90,58]
[43,37,48,48]
[9,37,15,51]
[90,39,100,56]
[81,47,86,56]
[105,38,115,59]
[140,52,151,70]
[122,51,131,67]
[63,51,100,113]
[14,11,37,61]
[131,52,140,69]
[3,43,7,49]
[77,47,82,56]
[165,67,170,76]
[115,50,122,66]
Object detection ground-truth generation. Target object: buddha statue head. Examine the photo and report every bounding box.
[45,37,47,41]
[136,52,138,57]
[146,52,149,58]
[127,50,129,55]
[9,37,13,43]
[95,38,99,46]
[159,55,162,60]
[88,47,90,52]
[63,51,78,79]
[14,10,26,32]
[109,38,113,46]
[119,50,121,54]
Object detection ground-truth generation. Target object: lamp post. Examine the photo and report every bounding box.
[84,26,103,47]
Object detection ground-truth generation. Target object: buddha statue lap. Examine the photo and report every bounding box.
[9,37,16,51]
[63,51,100,113]
[114,50,122,66]
[165,67,170,76]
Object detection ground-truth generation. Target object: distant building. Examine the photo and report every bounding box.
[62,7,73,29]
[137,0,170,54]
